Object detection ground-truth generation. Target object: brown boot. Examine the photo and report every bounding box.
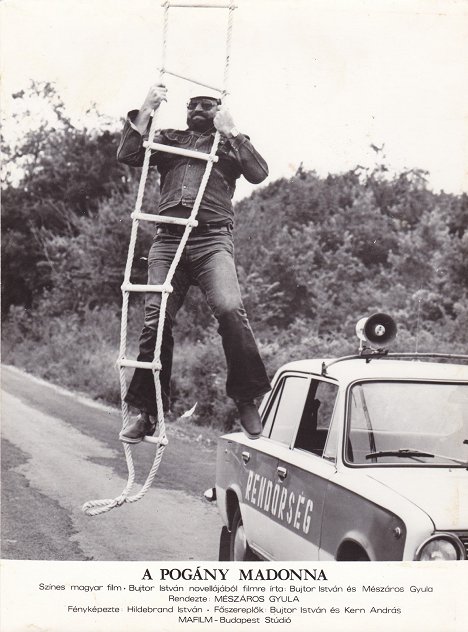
[119,412,156,444]
[235,400,262,439]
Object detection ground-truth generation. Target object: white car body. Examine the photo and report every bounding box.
[214,356,468,561]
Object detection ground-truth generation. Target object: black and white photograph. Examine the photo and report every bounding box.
[1,1,467,631]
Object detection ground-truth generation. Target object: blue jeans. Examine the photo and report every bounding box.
[125,226,271,415]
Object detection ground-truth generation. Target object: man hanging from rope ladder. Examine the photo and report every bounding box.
[117,84,271,442]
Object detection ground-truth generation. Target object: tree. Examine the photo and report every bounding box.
[37,181,156,315]
[233,164,467,348]
[1,81,130,313]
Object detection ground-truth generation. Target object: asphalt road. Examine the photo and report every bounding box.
[1,365,222,561]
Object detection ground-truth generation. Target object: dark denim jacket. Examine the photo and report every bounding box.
[117,111,268,222]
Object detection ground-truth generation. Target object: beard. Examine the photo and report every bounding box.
[187,113,215,132]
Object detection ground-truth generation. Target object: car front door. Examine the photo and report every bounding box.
[240,372,311,559]
[268,378,339,560]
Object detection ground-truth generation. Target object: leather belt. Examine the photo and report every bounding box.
[156,222,232,236]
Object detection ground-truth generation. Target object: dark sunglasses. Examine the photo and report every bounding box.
[187,100,218,111]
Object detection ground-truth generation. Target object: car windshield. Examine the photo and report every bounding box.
[346,381,468,466]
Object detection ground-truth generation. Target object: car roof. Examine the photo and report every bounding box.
[279,357,468,383]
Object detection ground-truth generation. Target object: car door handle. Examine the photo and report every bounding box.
[277,466,288,480]
[242,451,250,463]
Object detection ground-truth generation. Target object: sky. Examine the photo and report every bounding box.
[1,0,467,198]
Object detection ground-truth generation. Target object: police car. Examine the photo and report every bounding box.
[207,314,468,561]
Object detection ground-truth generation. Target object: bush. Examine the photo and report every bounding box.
[2,302,144,406]
[171,331,238,430]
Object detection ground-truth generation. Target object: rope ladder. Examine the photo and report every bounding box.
[83,0,237,516]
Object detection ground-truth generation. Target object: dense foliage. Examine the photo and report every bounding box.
[2,84,467,430]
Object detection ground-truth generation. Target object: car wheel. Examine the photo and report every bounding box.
[229,508,258,561]
[352,552,370,561]
[337,545,370,561]
[218,526,230,561]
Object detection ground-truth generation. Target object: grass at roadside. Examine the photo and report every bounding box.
[1,304,240,434]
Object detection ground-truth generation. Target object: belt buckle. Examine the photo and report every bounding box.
[162,225,180,235]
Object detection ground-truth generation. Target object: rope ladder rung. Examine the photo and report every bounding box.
[143,140,219,162]
[143,435,169,446]
[121,283,173,293]
[118,359,162,370]
[160,68,223,94]
[163,3,237,9]
[131,212,199,227]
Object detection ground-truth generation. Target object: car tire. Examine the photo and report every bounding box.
[352,552,370,561]
[337,546,370,561]
[218,527,231,561]
[229,507,259,561]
